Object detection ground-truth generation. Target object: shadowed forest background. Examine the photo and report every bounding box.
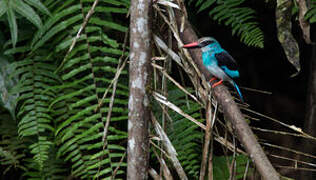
[0,0,316,179]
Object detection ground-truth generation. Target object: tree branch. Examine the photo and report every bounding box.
[127,0,152,179]
[174,10,280,180]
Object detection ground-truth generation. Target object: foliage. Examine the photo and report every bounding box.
[189,0,264,48]
[213,155,251,179]
[0,0,50,47]
[305,0,316,23]
[1,0,129,179]
[164,88,204,178]
[47,0,129,178]
[0,109,26,174]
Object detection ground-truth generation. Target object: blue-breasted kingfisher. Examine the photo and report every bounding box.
[182,37,244,102]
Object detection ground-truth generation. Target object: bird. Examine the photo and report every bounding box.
[182,37,244,102]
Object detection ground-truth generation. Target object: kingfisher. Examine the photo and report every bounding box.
[182,37,244,102]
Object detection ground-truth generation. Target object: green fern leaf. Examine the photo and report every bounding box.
[0,0,7,17]
[24,0,51,16]
[196,0,264,48]
[12,0,43,28]
[7,7,18,47]
[32,14,83,50]
[11,58,58,170]
[197,0,216,13]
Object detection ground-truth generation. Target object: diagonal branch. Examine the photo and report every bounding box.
[173,7,280,180]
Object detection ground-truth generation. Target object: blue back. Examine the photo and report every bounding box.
[201,43,223,66]
[202,42,239,78]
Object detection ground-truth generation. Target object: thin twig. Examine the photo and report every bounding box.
[252,127,316,139]
[240,86,272,95]
[153,35,183,67]
[208,100,218,180]
[153,92,206,130]
[56,0,99,73]
[97,30,129,112]
[157,102,174,123]
[269,154,316,168]
[261,142,316,159]
[110,151,126,180]
[152,148,173,180]
[214,135,246,155]
[208,134,214,180]
[151,112,188,180]
[102,56,128,144]
[229,137,237,180]
[275,166,316,172]
[199,101,212,180]
[152,63,203,106]
[243,159,250,180]
[244,108,316,141]
[150,140,171,159]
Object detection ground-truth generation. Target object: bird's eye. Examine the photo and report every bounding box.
[200,40,214,47]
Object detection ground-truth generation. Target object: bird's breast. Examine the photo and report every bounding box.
[202,52,217,66]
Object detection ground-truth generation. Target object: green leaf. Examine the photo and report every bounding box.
[12,0,42,28]
[7,7,18,47]
[309,14,316,23]
[0,0,7,17]
[197,0,216,13]
[89,17,128,32]
[32,14,82,50]
[24,0,51,16]
[31,4,81,47]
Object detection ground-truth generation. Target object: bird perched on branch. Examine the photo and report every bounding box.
[182,37,244,102]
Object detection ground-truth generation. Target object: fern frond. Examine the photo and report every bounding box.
[12,58,58,170]
[192,0,264,48]
[34,0,130,178]
[23,147,69,180]
[0,111,26,174]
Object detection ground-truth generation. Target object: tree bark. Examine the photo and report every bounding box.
[174,10,280,180]
[128,0,152,179]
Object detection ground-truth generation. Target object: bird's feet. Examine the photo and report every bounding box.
[209,77,217,83]
[211,80,223,88]
[209,77,223,88]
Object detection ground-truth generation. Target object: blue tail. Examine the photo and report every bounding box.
[233,82,244,102]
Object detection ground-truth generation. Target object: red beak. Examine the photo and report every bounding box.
[182,42,199,48]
